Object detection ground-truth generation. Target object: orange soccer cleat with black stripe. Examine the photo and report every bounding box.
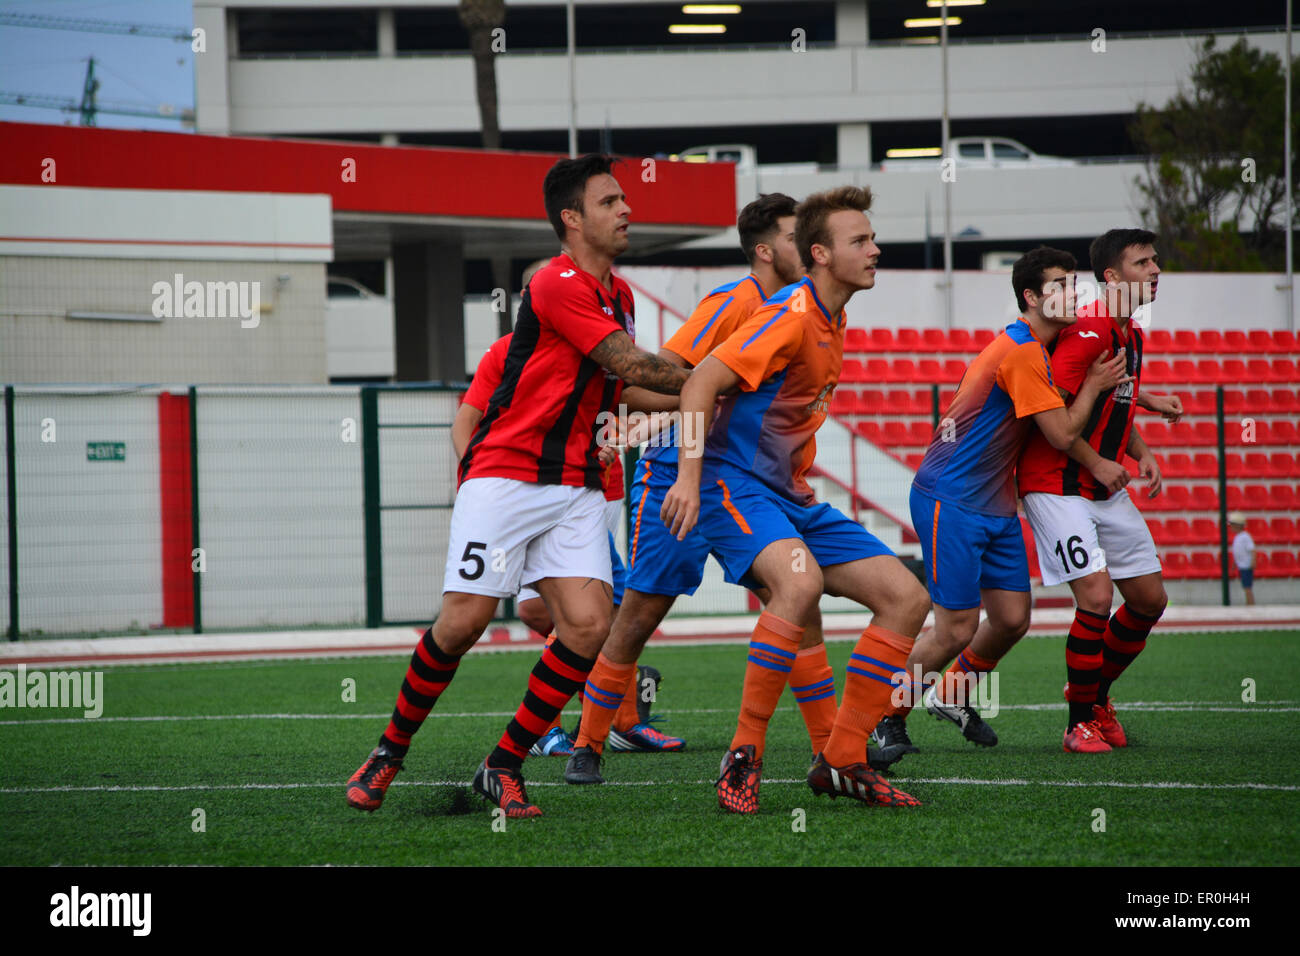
[346,746,404,812]
[806,753,921,807]
[716,745,762,814]
[472,761,543,819]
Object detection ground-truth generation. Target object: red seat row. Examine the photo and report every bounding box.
[1142,420,1300,446]
[1143,358,1300,384]
[1145,329,1299,355]
[1256,551,1300,577]
[842,358,969,384]
[1244,517,1300,543]
[1149,517,1221,545]
[844,328,997,354]
[1161,551,1300,579]
[1159,452,1300,479]
[854,421,935,447]
[1139,388,1300,416]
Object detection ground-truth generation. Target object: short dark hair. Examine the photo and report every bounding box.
[794,185,874,270]
[1012,246,1077,312]
[543,154,619,241]
[737,193,798,266]
[1089,228,1157,283]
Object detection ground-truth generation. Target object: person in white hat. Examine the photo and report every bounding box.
[1228,512,1256,606]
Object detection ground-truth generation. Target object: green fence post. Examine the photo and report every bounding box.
[1216,384,1230,607]
[931,383,941,430]
[5,385,17,641]
[361,387,383,628]
[189,385,202,634]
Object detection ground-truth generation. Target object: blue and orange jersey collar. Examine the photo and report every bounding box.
[799,277,843,330]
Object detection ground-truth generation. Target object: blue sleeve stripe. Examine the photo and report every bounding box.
[692,295,734,351]
[741,304,791,351]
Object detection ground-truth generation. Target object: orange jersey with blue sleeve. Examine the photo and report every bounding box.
[702,277,844,506]
[641,274,769,470]
[912,319,1064,516]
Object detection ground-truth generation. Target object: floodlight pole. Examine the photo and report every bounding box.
[567,0,578,157]
[941,1,953,330]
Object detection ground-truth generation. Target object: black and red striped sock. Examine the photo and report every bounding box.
[1065,607,1108,729]
[488,638,595,771]
[1097,603,1160,703]
[379,628,461,755]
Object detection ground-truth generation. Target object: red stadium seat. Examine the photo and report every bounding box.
[1190,518,1218,544]
[1243,452,1271,477]
[907,421,935,446]
[1268,484,1298,509]
[1163,552,1189,577]
[1254,552,1272,576]
[1270,420,1298,444]
[883,388,919,414]
[1187,389,1217,414]
[973,329,996,347]
[1163,518,1192,545]
[830,391,859,416]
[855,421,883,442]
[1272,359,1298,382]
[1144,360,1173,384]
[1248,517,1273,543]
[841,359,867,382]
[1269,453,1296,478]
[1273,330,1299,352]
[1144,422,1171,445]
[1194,422,1219,446]
[1164,452,1193,477]
[1270,389,1299,413]
[866,358,894,382]
[1196,329,1224,353]
[858,388,886,413]
[1246,330,1273,353]
[1190,552,1221,578]
[948,329,976,353]
[1269,517,1298,543]
[882,421,911,447]
[869,328,896,351]
[1188,484,1219,509]
[938,388,957,415]
[1243,389,1272,414]
[1221,359,1247,382]
[1146,329,1174,352]
[1222,330,1249,354]
[844,328,869,353]
[1172,330,1198,353]
[917,358,942,383]
[896,328,922,351]
[892,358,918,381]
[1145,518,1168,543]
[1190,453,1219,478]
[1221,389,1247,414]
[922,329,948,352]
[904,452,926,470]
[1246,358,1275,383]
[1171,359,1200,383]
[942,359,967,384]
[1224,453,1245,477]
[1263,551,1298,577]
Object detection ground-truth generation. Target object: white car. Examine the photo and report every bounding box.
[881,137,1078,171]
[326,276,394,380]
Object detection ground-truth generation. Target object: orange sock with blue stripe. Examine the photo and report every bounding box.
[730,612,803,758]
[612,679,640,733]
[788,644,836,754]
[938,648,999,704]
[575,653,636,754]
[823,623,913,767]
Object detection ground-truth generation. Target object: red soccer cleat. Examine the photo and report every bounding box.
[1063,720,1113,754]
[346,747,404,812]
[473,761,543,819]
[1091,698,1128,747]
[806,753,921,807]
[716,745,762,814]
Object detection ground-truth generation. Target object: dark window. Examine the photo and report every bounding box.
[239,9,378,55]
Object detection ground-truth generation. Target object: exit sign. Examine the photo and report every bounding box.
[87,441,126,462]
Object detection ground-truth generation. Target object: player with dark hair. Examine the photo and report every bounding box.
[565,192,833,785]
[873,247,1129,765]
[345,154,691,818]
[1018,227,1181,753]
[662,185,932,812]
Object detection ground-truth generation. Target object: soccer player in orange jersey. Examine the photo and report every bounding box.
[662,186,933,812]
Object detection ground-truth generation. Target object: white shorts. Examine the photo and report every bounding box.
[443,477,611,599]
[1022,489,1162,587]
[517,497,623,604]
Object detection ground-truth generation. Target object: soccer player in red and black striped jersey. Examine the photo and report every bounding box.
[1017,228,1184,753]
[345,155,690,818]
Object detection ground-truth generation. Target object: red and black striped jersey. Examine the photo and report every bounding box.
[459,253,634,492]
[462,332,624,500]
[1017,299,1144,500]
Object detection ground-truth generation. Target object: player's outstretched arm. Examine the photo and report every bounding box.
[1137,389,1184,423]
[622,386,680,413]
[661,355,739,540]
[588,330,690,395]
[451,403,484,460]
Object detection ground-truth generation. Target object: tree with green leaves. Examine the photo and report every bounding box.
[1131,37,1297,271]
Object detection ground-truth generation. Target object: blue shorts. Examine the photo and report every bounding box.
[1238,566,1254,589]
[909,486,1029,611]
[625,459,713,597]
[609,531,626,606]
[696,472,894,591]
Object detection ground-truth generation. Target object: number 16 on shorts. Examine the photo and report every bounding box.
[1053,534,1105,579]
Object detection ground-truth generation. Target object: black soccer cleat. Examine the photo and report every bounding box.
[472,761,542,818]
[563,745,605,785]
[869,714,921,769]
[923,685,998,747]
[635,664,663,726]
[346,745,404,812]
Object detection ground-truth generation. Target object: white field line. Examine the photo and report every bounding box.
[1,700,1295,727]
[1,777,1296,796]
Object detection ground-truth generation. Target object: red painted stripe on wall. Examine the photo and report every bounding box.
[158,393,194,628]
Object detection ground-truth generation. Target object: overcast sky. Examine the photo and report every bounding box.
[0,0,195,131]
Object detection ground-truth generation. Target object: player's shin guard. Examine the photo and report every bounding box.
[731,612,803,758]
[489,638,595,771]
[575,653,637,753]
[788,644,837,754]
[939,648,1000,704]
[1065,607,1107,729]
[611,675,641,734]
[380,627,461,755]
[823,624,912,767]
[1097,603,1160,702]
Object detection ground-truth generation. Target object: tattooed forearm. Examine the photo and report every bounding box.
[589,332,690,394]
